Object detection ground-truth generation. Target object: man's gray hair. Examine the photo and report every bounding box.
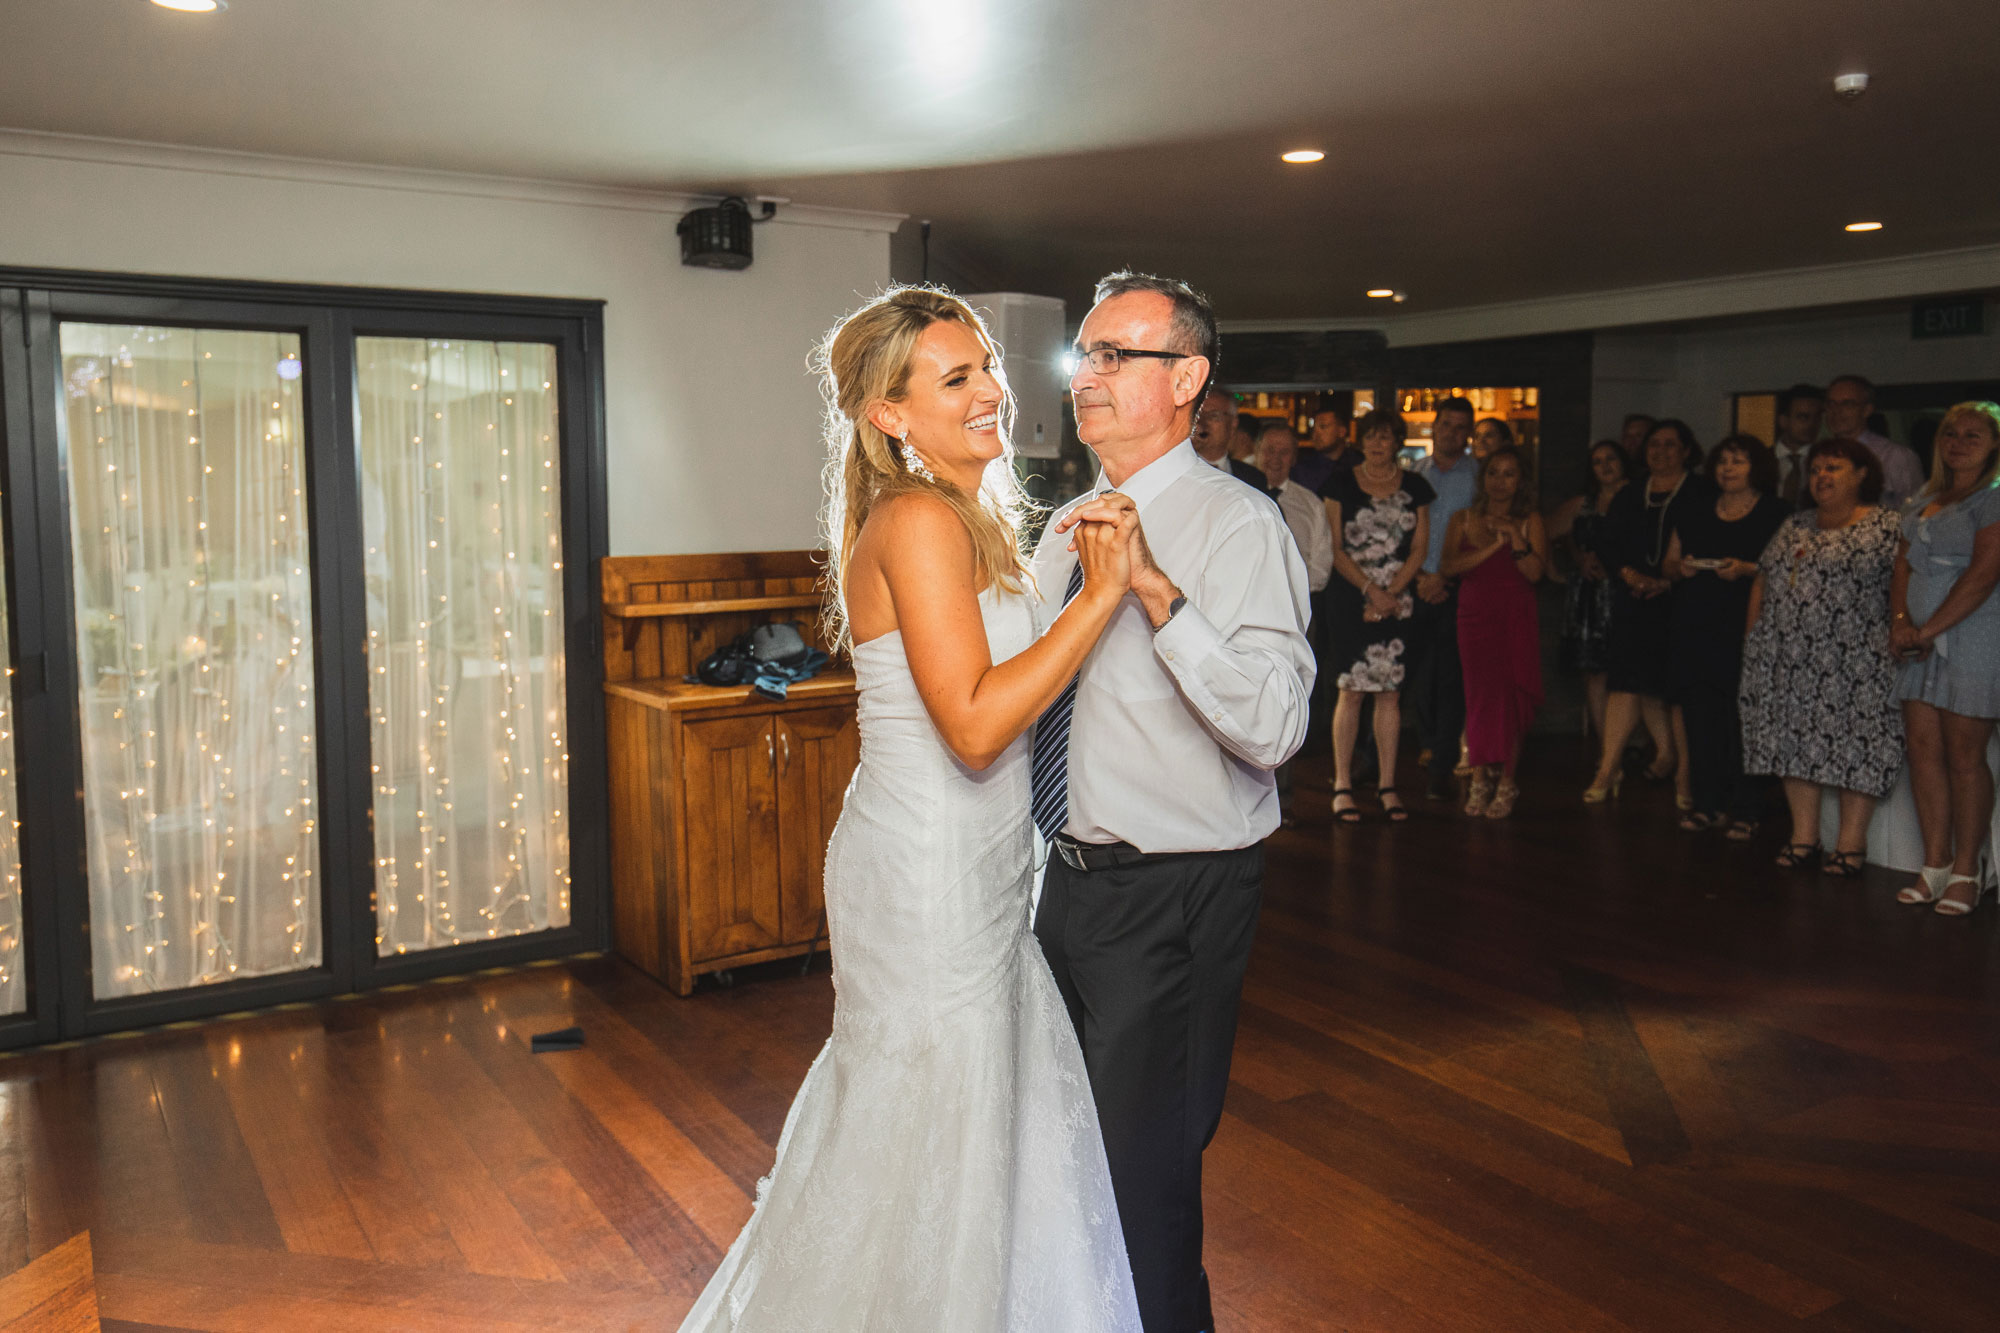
[1091,270,1219,401]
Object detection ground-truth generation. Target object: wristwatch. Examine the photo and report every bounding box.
[1156,594,1188,630]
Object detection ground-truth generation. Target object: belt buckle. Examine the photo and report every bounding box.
[1056,838,1088,872]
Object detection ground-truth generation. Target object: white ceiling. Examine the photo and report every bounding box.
[3,0,1997,320]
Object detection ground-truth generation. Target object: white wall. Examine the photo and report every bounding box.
[1593,302,2000,445]
[0,132,898,555]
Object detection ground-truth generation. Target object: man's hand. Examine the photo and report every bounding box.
[1415,571,1447,604]
[1056,494,1181,627]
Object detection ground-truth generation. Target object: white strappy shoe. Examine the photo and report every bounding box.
[1897,864,1951,905]
[1933,874,1991,917]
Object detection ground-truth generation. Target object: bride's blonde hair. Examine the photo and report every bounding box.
[815,285,1037,649]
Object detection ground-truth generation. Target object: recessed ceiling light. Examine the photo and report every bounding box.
[152,0,226,11]
[1366,289,1395,298]
[1845,220,1883,232]
[1280,149,1325,164]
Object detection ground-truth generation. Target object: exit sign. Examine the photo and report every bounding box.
[1912,294,1986,339]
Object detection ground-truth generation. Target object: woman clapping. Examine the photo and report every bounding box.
[1441,446,1546,818]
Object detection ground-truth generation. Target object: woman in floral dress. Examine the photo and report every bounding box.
[1740,438,1904,876]
[1323,410,1434,821]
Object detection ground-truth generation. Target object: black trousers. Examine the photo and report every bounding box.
[1681,677,1762,820]
[1035,844,1263,1333]
[1409,589,1465,778]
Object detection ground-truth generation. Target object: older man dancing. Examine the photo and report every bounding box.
[1033,272,1315,1333]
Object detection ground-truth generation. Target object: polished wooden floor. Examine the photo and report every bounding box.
[3,742,1996,1332]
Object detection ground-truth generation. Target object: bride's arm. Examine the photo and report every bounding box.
[873,493,1130,771]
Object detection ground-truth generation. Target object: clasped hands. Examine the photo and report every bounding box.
[1055,492,1182,628]
[1889,618,1933,662]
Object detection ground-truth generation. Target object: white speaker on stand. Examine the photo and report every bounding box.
[966,292,1067,460]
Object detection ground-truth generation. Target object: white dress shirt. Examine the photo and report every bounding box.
[1858,429,1925,510]
[1269,477,1335,593]
[1031,440,1315,853]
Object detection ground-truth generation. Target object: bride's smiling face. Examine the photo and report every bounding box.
[871,318,1008,489]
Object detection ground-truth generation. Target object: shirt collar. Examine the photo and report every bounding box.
[1094,438,1200,511]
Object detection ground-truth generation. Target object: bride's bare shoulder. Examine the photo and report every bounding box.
[857,491,974,568]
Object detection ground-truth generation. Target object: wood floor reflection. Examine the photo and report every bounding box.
[3,742,1996,1331]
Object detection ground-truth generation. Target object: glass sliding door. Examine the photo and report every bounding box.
[357,338,570,955]
[0,535,23,1015]
[59,325,322,999]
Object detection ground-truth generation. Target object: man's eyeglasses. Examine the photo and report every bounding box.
[1072,346,1190,375]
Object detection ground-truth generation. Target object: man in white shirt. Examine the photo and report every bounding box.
[1826,373,1924,508]
[1032,271,1314,1333]
[1254,423,1335,592]
[1772,383,1824,508]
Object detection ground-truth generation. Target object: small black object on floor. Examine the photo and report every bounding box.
[530,1026,585,1053]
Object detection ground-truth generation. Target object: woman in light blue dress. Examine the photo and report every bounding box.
[1889,401,2000,916]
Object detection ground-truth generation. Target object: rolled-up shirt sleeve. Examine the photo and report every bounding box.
[1151,514,1316,770]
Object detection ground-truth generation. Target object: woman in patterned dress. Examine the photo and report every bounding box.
[1739,438,1904,876]
[1323,410,1433,821]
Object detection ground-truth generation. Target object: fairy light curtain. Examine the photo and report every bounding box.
[357,338,570,955]
[61,325,322,1000]
[0,534,24,1015]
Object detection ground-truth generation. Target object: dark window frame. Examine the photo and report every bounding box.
[0,268,610,1045]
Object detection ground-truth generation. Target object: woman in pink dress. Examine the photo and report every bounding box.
[1441,446,1547,818]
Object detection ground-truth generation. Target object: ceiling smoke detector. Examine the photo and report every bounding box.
[1833,72,1869,101]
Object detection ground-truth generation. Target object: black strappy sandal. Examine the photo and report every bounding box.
[1377,786,1410,822]
[1774,842,1820,869]
[1823,849,1865,879]
[1331,787,1364,823]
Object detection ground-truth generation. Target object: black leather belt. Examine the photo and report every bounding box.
[1052,836,1154,873]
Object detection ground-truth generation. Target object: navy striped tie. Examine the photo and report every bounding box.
[1030,560,1087,843]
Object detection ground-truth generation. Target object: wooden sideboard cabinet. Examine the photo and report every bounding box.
[601,552,859,995]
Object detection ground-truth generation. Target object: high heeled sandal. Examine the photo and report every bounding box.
[1934,874,1990,916]
[1898,864,1951,905]
[1724,818,1757,841]
[1677,811,1716,832]
[1464,770,1494,818]
[1582,770,1624,804]
[1331,787,1364,823]
[1774,842,1819,869]
[1377,786,1410,822]
[1484,779,1519,820]
[1822,849,1865,879]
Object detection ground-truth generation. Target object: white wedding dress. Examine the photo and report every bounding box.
[678,587,1142,1332]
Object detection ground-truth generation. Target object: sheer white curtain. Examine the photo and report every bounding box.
[357,338,569,955]
[0,538,23,1015]
[61,325,322,998]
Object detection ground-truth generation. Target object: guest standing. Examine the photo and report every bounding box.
[1470,416,1514,461]
[1663,435,1788,836]
[1771,383,1825,509]
[1739,439,1904,876]
[1441,446,1546,819]
[1584,420,1709,805]
[1618,413,1656,467]
[1890,401,2000,915]
[1291,407,1354,494]
[1192,391,1264,486]
[1324,410,1432,821]
[1826,374,1925,509]
[1410,396,1480,801]
[1549,441,1630,743]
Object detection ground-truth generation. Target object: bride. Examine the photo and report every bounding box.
[676,287,1144,1332]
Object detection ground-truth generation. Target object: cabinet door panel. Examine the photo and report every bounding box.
[681,715,782,961]
[775,706,860,945]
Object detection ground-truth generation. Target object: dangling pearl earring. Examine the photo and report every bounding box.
[899,430,936,484]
